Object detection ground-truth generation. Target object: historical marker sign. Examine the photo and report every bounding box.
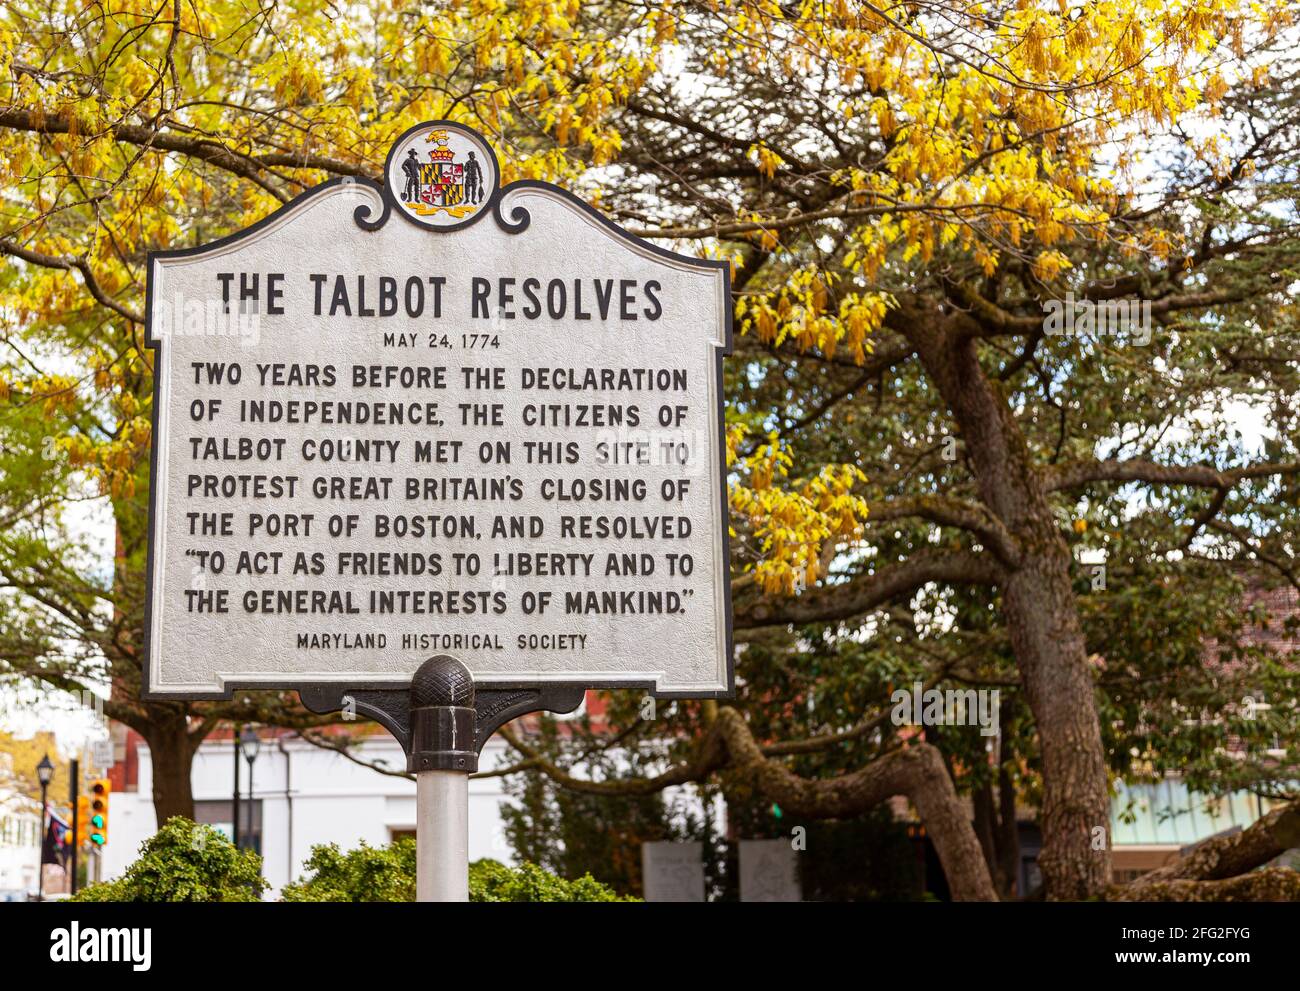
[144,122,732,700]
[90,738,116,771]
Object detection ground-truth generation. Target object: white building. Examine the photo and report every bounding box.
[0,799,41,898]
[101,731,517,897]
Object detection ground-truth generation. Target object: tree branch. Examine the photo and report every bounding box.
[1044,458,1300,493]
[713,708,996,900]
[1126,798,1300,886]
[867,496,1022,567]
[296,728,415,780]
[0,238,144,324]
[735,549,1004,628]
[500,706,997,900]
[0,107,372,200]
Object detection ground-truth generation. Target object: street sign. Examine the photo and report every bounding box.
[90,738,115,770]
[143,121,733,701]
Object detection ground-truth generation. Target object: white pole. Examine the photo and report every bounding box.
[417,769,469,902]
[408,654,477,903]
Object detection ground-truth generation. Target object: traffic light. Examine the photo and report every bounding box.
[87,778,110,847]
[75,795,90,843]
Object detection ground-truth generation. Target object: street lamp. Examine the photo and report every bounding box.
[231,725,240,850]
[239,727,260,851]
[35,755,54,902]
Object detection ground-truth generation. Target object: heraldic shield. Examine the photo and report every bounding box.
[387,121,498,231]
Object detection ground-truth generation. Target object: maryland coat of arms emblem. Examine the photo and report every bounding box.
[385,122,499,232]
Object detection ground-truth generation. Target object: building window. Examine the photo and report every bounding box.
[194,799,263,855]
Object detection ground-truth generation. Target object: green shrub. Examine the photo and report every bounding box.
[468,858,634,902]
[73,820,633,902]
[282,837,634,902]
[72,816,267,902]
[281,838,417,902]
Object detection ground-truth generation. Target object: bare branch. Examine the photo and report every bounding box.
[500,706,997,900]
[1044,458,1300,493]
[297,728,415,780]
[1108,798,1300,901]
[735,548,1004,628]
[868,496,1022,566]
[1126,798,1300,887]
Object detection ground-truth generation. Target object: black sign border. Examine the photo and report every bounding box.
[142,125,735,704]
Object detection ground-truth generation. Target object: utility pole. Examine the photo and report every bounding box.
[232,725,241,849]
[69,757,79,896]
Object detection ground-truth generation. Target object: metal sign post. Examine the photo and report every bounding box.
[408,655,476,902]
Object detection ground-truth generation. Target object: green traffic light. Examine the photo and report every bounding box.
[90,833,105,845]
[91,814,104,828]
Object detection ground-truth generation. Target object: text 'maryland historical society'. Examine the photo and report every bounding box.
[144,122,732,699]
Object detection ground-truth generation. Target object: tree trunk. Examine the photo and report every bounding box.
[714,709,999,901]
[897,301,1112,899]
[1109,867,1300,901]
[144,707,196,822]
[1001,552,1110,898]
[973,781,1001,888]
[997,763,1021,898]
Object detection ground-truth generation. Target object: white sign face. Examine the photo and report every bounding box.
[144,123,732,699]
[90,738,116,770]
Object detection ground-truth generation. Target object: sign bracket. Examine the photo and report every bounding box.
[302,656,584,902]
[297,680,586,756]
